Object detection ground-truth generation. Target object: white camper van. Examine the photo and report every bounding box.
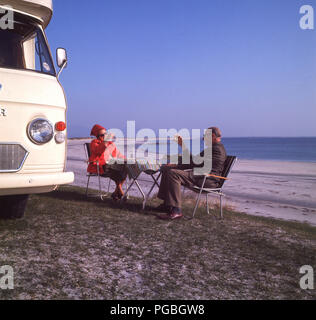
[0,0,74,219]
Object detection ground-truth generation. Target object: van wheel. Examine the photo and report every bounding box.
[0,195,29,219]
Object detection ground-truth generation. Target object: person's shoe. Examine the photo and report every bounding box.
[111,192,120,202]
[169,212,183,220]
[158,207,183,220]
[168,208,183,220]
[117,192,124,200]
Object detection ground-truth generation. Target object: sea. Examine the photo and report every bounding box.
[137,137,316,163]
[220,137,316,162]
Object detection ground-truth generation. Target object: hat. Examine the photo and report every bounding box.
[90,124,106,137]
[208,127,222,137]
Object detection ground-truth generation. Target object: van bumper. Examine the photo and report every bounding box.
[0,172,74,196]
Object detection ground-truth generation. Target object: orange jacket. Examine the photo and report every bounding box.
[87,139,125,175]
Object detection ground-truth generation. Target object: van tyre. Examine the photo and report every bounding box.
[0,195,29,219]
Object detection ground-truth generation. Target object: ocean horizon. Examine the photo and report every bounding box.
[220,137,316,162]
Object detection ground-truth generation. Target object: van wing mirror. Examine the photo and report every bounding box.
[57,48,67,68]
[56,48,67,78]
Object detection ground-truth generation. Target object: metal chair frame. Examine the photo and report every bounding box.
[184,156,237,219]
[84,143,112,200]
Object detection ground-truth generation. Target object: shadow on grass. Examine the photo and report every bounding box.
[38,186,260,223]
[40,186,161,219]
[38,186,316,237]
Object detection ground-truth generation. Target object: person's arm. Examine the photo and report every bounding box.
[90,140,106,157]
[173,136,193,170]
[111,143,126,160]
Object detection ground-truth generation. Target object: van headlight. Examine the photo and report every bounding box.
[28,118,54,144]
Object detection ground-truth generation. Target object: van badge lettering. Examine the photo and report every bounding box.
[0,108,7,117]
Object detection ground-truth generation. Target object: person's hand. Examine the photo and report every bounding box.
[103,133,115,144]
[106,133,115,141]
[176,135,183,147]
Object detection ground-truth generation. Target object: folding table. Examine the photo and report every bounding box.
[108,160,162,209]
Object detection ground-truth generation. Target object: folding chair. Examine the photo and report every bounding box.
[185,156,237,219]
[84,143,112,200]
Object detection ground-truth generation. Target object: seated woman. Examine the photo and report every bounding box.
[87,124,127,201]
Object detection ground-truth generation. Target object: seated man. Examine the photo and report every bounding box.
[157,127,227,220]
[87,124,127,201]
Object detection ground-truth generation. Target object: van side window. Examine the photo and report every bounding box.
[23,29,55,75]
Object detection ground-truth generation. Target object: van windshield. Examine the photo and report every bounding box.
[0,10,55,76]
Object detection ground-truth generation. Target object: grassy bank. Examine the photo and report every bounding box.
[0,186,315,300]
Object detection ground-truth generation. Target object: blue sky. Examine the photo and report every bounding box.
[46,0,316,137]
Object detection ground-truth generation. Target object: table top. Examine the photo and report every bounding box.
[107,159,162,178]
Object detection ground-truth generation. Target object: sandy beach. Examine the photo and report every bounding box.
[66,139,316,226]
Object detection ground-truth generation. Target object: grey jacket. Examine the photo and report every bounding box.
[178,142,227,188]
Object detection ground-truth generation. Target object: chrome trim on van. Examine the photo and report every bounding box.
[0,143,29,173]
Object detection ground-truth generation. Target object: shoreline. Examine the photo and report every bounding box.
[66,139,316,226]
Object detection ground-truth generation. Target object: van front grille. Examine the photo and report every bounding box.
[0,144,28,172]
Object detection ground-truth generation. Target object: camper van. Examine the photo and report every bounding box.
[0,0,74,219]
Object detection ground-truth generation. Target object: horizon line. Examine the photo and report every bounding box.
[68,136,316,139]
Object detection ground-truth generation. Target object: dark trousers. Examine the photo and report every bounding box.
[158,166,219,208]
[102,165,128,184]
[157,167,196,208]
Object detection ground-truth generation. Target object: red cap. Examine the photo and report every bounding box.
[90,124,106,137]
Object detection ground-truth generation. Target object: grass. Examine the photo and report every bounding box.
[0,185,315,300]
